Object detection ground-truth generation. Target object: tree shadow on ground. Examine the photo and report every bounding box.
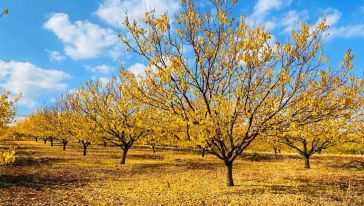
[11,157,66,167]
[327,160,364,171]
[227,183,336,198]
[128,154,164,160]
[182,161,221,170]
[0,173,87,190]
[240,153,285,162]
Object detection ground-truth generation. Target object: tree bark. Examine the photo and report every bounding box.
[82,142,89,156]
[83,145,87,156]
[225,161,234,187]
[201,148,205,157]
[120,147,129,164]
[62,141,68,151]
[152,144,156,153]
[304,155,310,169]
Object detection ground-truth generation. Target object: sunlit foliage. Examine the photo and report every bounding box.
[119,0,362,186]
[0,92,18,165]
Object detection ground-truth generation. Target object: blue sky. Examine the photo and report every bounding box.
[0,0,363,119]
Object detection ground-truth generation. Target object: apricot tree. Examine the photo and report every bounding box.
[119,0,360,186]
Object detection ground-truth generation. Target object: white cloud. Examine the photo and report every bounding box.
[262,20,276,31]
[0,60,69,107]
[86,64,114,74]
[128,63,147,77]
[250,0,292,20]
[44,13,120,60]
[329,25,364,39]
[282,10,309,33]
[317,8,342,26]
[98,77,110,86]
[252,0,285,17]
[95,0,179,28]
[315,8,364,39]
[248,0,292,30]
[45,49,66,62]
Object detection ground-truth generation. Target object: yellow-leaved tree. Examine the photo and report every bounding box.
[61,93,102,156]
[74,74,153,164]
[275,58,363,168]
[30,109,57,146]
[0,6,16,165]
[0,92,18,165]
[51,95,80,151]
[119,0,361,186]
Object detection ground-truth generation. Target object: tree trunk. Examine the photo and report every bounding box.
[152,145,156,153]
[35,137,38,142]
[103,141,107,147]
[225,161,234,187]
[121,147,129,164]
[201,148,205,157]
[304,155,310,169]
[43,138,47,144]
[49,138,54,147]
[83,143,88,156]
[62,141,68,151]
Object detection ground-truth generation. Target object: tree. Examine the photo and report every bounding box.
[119,0,361,186]
[72,113,98,156]
[0,93,16,129]
[74,76,152,163]
[15,109,59,147]
[34,109,57,147]
[58,94,101,156]
[0,8,16,165]
[274,55,363,168]
[50,96,80,151]
[13,114,38,142]
[0,92,18,165]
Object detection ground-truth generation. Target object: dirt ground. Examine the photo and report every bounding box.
[0,140,363,205]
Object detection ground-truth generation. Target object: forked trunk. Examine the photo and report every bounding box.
[82,142,89,156]
[225,161,234,187]
[43,138,47,144]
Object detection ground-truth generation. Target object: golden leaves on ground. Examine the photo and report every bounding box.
[4,0,364,188]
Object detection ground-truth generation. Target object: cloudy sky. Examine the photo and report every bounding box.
[0,0,363,118]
